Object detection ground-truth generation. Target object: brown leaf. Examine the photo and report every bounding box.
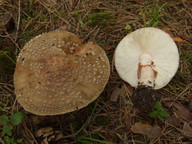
[35,127,53,137]
[110,85,124,102]
[131,123,162,138]
[173,103,192,121]
[104,45,112,51]
[182,122,192,137]
[162,28,184,42]
[178,33,192,43]
[166,116,182,127]
[31,116,45,125]
[163,28,174,38]
[173,37,184,42]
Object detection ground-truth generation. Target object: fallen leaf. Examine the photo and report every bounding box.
[131,123,162,138]
[178,33,192,43]
[182,122,192,137]
[162,101,173,107]
[104,45,112,51]
[162,28,184,42]
[163,28,174,38]
[173,103,192,121]
[166,116,182,127]
[35,127,53,137]
[110,85,124,102]
[173,37,184,42]
[31,115,45,125]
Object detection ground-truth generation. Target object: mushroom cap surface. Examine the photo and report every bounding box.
[14,30,110,115]
[115,27,179,89]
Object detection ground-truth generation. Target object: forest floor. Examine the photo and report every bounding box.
[0,0,192,144]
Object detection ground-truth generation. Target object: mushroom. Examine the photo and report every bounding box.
[14,30,110,116]
[114,27,179,111]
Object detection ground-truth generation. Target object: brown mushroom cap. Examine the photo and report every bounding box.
[14,30,110,116]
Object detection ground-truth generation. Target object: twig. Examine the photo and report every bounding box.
[11,99,17,115]
[15,0,21,41]
[4,31,20,50]
[178,83,192,97]
[63,99,99,138]
[82,26,99,42]
[36,0,69,26]
[22,121,38,144]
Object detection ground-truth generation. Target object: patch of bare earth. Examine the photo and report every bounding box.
[0,0,191,143]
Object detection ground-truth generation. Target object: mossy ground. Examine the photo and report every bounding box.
[0,0,191,143]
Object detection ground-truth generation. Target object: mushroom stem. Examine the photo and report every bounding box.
[132,53,160,111]
[138,53,155,88]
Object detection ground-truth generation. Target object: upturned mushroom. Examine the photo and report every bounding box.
[14,30,110,116]
[114,27,179,111]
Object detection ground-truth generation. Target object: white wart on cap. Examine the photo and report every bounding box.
[115,27,179,89]
[14,30,110,116]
